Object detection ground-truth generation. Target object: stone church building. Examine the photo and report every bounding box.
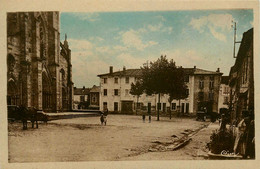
[7,12,73,112]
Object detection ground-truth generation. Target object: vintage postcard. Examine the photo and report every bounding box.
[0,0,259,169]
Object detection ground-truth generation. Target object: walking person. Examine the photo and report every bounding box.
[142,113,146,122]
[104,108,108,116]
[233,110,250,158]
[100,108,108,126]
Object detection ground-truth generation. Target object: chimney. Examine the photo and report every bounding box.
[194,66,196,69]
[123,66,126,71]
[216,68,220,72]
[109,66,113,74]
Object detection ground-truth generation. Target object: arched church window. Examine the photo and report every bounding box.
[40,26,46,59]
[60,69,65,84]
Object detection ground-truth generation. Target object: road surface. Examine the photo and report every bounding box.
[8,115,218,162]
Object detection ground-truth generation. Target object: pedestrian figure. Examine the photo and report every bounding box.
[149,115,151,123]
[142,114,145,122]
[100,113,107,125]
[104,108,108,116]
[245,110,255,158]
[234,110,250,158]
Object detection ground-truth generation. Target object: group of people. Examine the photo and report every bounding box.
[233,110,255,159]
[219,109,255,159]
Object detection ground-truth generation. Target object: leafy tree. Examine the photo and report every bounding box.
[130,80,144,115]
[166,67,188,117]
[140,55,188,120]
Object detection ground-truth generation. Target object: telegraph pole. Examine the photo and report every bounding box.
[232,21,241,58]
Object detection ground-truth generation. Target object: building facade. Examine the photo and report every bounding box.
[73,86,90,110]
[218,76,230,112]
[98,66,222,114]
[89,85,100,109]
[229,28,254,122]
[7,12,73,112]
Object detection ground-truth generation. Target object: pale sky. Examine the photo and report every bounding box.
[60,10,253,88]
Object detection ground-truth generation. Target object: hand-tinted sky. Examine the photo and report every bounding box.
[60,10,253,88]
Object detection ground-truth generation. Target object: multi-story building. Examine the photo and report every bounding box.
[89,85,100,109]
[218,76,230,111]
[229,28,254,122]
[98,66,222,114]
[7,12,73,112]
[73,86,90,109]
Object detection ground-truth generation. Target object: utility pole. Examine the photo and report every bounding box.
[232,21,241,58]
[157,93,160,121]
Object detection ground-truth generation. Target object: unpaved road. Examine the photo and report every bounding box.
[8,115,217,162]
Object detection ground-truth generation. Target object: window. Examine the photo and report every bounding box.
[80,95,85,102]
[104,78,107,84]
[209,76,214,89]
[163,103,166,112]
[104,89,107,96]
[40,26,46,59]
[210,76,214,81]
[125,89,129,96]
[224,87,229,94]
[199,76,204,89]
[103,102,107,110]
[114,77,118,84]
[209,91,214,101]
[171,103,176,110]
[92,96,96,103]
[199,80,204,89]
[186,103,189,113]
[186,89,189,95]
[209,81,214,89]
[224,96,229,104]
[125,77,129,84]
[114,89,119,96]
[157,103,161,110]
[60,69,65,82]
[114,102,118,111]
[181,103,185,113]
[184,75,189,82]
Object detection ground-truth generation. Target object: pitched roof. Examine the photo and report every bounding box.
[74,87,90,95]
[193,68,222,75]
[98,67,222,77]
[90,85,100,93]
[97,69,142,77]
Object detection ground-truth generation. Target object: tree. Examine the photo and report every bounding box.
[166,67,188,117]
[140,55,188,120]
[130,80,144,115]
